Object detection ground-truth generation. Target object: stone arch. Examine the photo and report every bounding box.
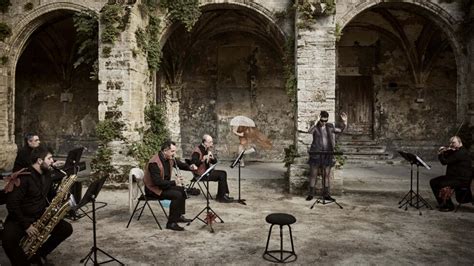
[7,2,100,153]
[8,3,99,69]
[157,1,293,161]
[337,0,466,120]
[159,0,287,50]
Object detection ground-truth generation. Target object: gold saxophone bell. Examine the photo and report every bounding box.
[20,174,77,259]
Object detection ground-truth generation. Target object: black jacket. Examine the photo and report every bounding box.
[147,153,191,191]
[13,146,33,172]
[6,166,53,229]
[438,146,472,181]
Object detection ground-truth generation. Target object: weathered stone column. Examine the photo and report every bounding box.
[289,14,342,195]
[98,3,151,172]
[0,64,17,170]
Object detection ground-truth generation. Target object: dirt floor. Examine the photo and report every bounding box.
[1,162,474,265]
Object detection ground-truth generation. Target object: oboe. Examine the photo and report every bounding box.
[173,158,189,199]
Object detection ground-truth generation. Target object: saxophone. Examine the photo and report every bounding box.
[20,173,77,259]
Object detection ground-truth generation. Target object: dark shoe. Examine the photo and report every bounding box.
[216,197,233,203]
[306,195,313,201]
[439,206,454,212]
[176,216,192,223]
[223,195,234,200]
[166,222,184,231]
[324,195,335,201]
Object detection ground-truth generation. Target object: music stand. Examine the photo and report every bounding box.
[78,176,124,265]
[188,164,224,229]
[230,150,246,205]
[398,151,433,215]
[308,151,343,209]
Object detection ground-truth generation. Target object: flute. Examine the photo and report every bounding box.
[173,157,189,199]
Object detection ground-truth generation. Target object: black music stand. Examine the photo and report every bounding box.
[309,151,343,209]
[188,164,224,229]
[398,151,433,215]
[230,150,247,205]
[78,176,124,265]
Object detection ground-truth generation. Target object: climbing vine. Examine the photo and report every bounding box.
[128,102,170,168]
[159,0,201,32]
[73,10,99,79]
[296,0,336,29]
[283,37,297,102]
[0,22,11,42]
[91,98,126,179]
[135,15,162,71]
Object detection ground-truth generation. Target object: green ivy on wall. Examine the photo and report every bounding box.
[73,11,99,78]
[159,0,201,32]
[100,4,123,44]
[91,98,126,179]
[0,22,11,42]
[128,102,170,168]
[284,37,296,102]
[296,0,336,30]
[135,15,162,71]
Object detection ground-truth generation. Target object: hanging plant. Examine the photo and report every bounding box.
[160,0,201,32]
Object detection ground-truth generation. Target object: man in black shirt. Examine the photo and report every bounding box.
[3,145,73,265]
[13,133,41,172]
[190,134,233,203]
[143,140,197,231]
[430,136,472,212]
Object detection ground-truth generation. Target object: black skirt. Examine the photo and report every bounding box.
[308,152,334,167]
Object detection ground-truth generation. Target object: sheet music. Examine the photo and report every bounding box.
[415,155,431,170]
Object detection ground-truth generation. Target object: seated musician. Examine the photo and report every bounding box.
[190,134,233,203]
[3,145,73,265]
[430,136,472,212]
[13,132,64,172]
[144,140,197,231]
[306,111,347,201]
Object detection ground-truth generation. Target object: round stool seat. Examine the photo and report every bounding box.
[265,213,296,225]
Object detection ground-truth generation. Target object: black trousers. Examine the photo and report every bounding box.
[196,170,229,199]
[157,186,186,223]
[430,175,468,206]
[2,218,72,265]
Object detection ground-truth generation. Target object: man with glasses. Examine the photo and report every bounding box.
[306,111,347,201]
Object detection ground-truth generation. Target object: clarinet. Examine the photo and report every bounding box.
[173,158,189,199]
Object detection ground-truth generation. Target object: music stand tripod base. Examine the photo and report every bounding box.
[397,151,433,215]
[188,164,224,230]
[310,197,343,209]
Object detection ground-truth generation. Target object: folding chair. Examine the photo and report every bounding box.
[126,168,168,230]
[454,178,473,212]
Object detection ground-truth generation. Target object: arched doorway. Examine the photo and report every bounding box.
[160,4,293,161]
[15,10,99,155]
[337,3,458,158]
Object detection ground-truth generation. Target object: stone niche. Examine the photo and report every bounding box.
[161,9,294,162]
[14,14,99,156]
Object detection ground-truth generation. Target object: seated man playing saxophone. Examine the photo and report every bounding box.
[2,145,73,265]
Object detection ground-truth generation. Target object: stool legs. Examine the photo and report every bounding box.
[263,224,297,263]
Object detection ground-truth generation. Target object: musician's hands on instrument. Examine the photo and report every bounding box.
[190,164,197,171]
[26,224,39,237]
[52,160,65,168]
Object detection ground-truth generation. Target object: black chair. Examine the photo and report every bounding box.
[263,213,297,263]
[126,168,168,230]
[454,178,473,212]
